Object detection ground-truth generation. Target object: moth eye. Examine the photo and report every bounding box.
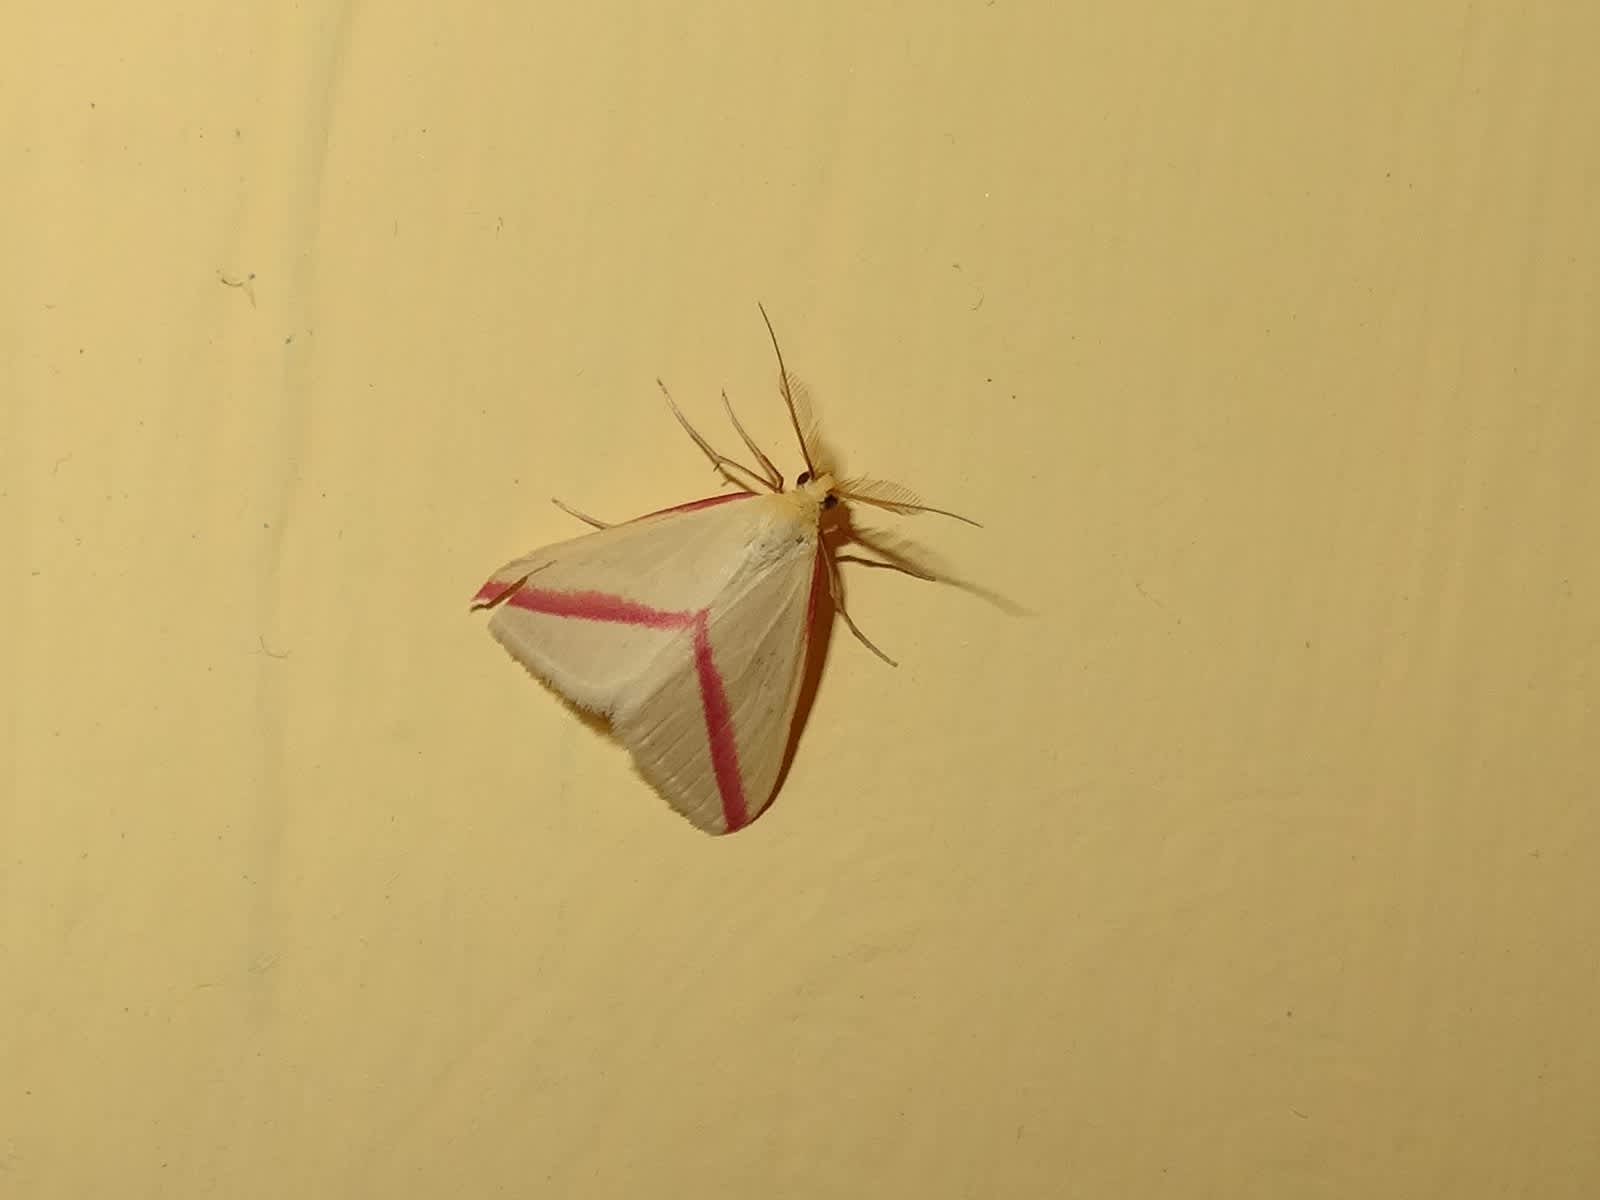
[796,471,811,485]
[822,494,838,510]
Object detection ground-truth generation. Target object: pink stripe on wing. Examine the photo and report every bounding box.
[641,491,755,518]
[507,587,695,630]
[473,579,512,605]
[692,612,748,832]
[487,572,756,831]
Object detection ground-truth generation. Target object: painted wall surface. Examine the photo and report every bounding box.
[6,4,1597,1196]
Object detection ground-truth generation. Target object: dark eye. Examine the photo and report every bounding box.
[797,471,811,485]
[822,494,838,510]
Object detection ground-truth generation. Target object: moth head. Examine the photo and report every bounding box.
[794,470,840,510]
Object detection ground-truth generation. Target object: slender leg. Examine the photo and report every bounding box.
[657,379,775,493]
[720,390,782,489]
[551,498,611,529]
[834,552,936,581]
[824,550,897,667]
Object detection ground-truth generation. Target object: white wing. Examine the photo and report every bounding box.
[474,491,821,833]
[474,493,760,713]
[615,540,820,832]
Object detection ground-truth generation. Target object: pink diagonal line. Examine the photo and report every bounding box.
[504,586,696,630]
[472,579,515,606]
[692,612,748,832]
[640,491,755,518]
[493,581,750,831]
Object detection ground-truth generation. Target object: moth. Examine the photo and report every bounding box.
[473,307,973,833]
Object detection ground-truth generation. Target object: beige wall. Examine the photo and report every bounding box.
[6,3,1597,1196]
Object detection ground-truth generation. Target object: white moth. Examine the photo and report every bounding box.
[473,307,974,834]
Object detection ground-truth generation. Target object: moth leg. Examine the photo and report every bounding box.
[657,379,776,493]
[719,389,782,489]
[824,550,897,667]
[839,544,1027,616]
[551,498,611,529]
[834,552,936,581]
